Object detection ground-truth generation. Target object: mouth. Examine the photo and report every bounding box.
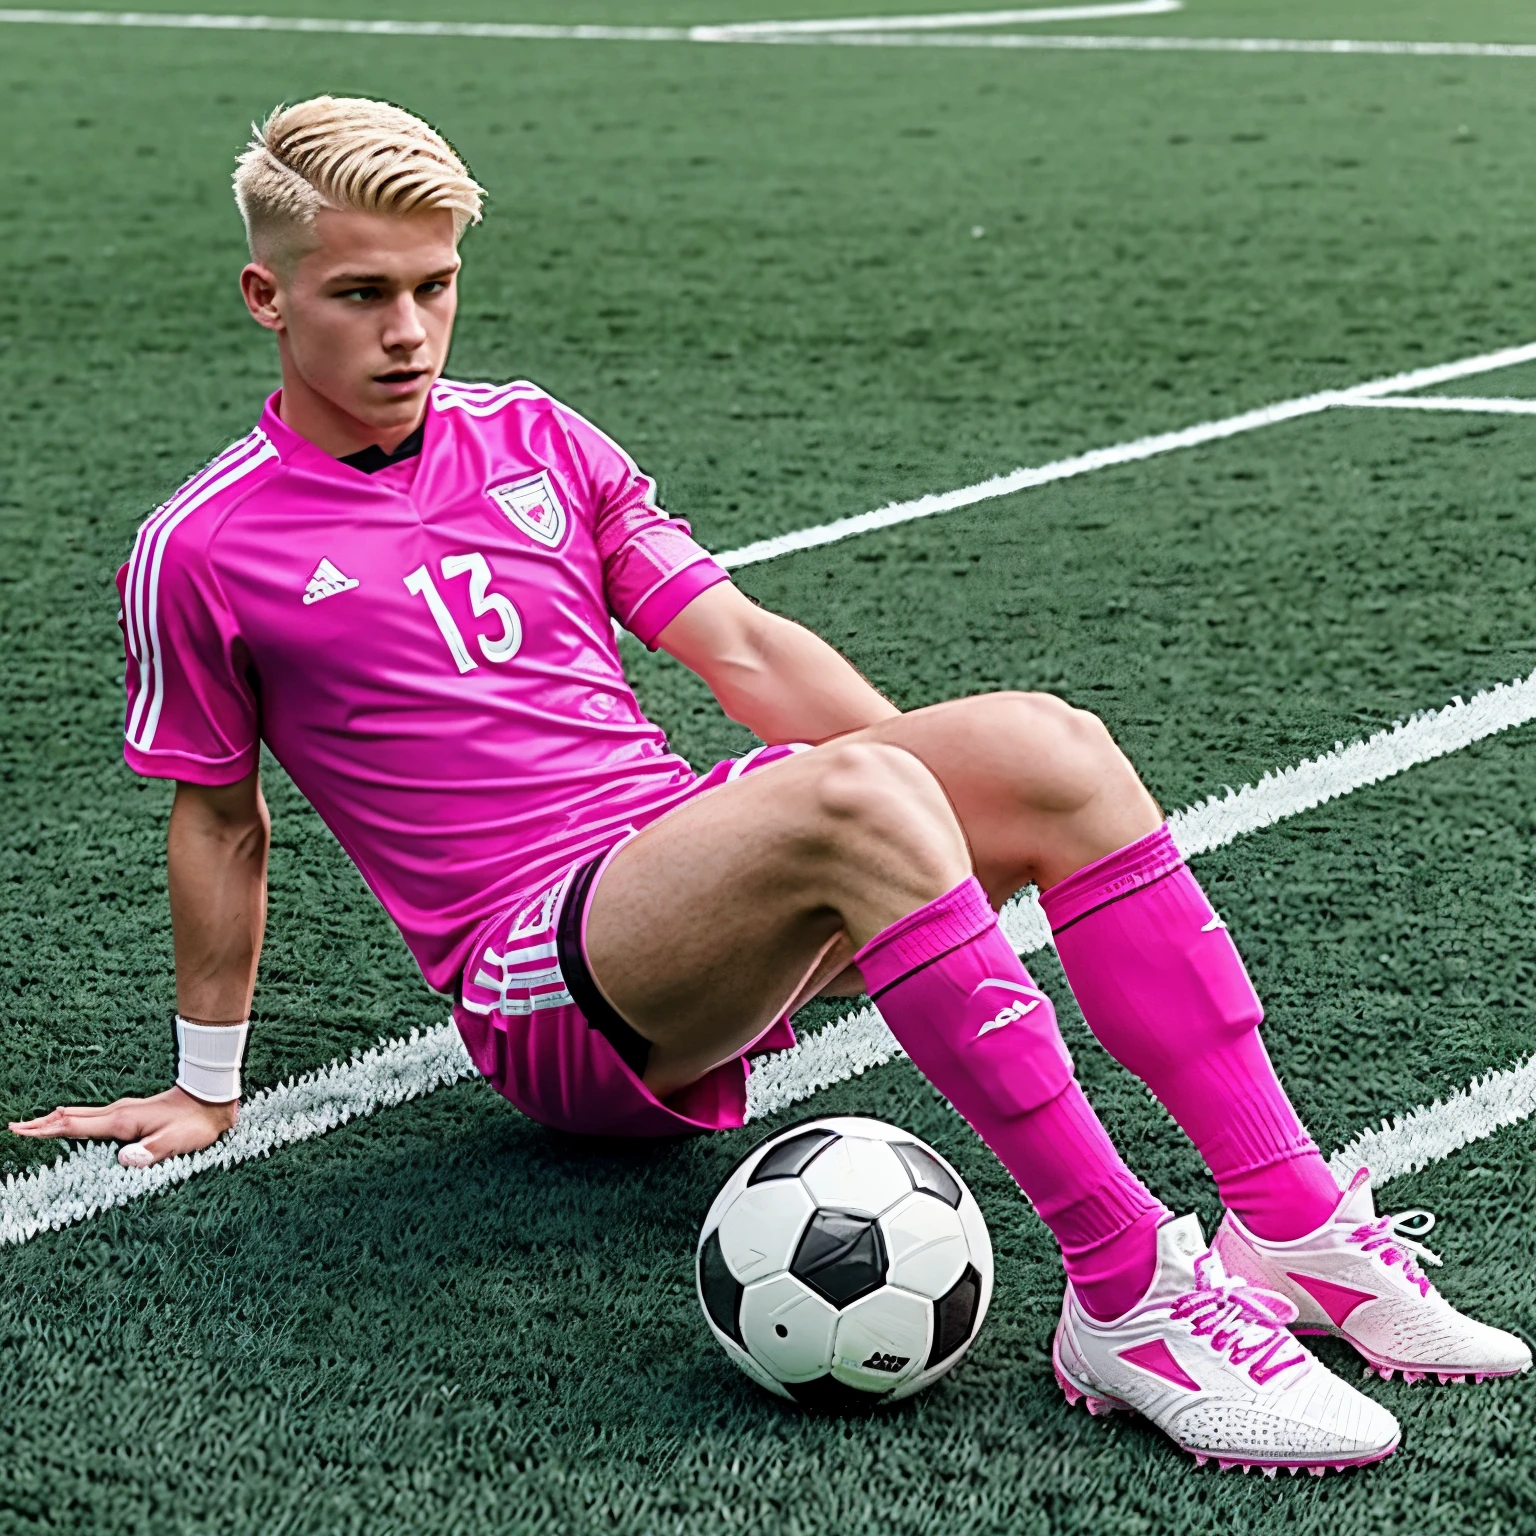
[373,368,429,394]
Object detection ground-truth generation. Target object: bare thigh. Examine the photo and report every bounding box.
[584,740,968,1097]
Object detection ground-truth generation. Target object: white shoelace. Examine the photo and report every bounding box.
[1349,1209,1443,1296]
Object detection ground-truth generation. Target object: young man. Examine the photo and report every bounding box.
[12,97,1526,1470]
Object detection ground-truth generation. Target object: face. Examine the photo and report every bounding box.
[240,206,460,444]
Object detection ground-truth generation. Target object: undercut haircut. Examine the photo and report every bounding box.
[233,96,485,270]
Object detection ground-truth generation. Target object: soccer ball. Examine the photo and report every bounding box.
[696,1115,993,1407]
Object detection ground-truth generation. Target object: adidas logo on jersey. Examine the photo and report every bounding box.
[303,558,360,605]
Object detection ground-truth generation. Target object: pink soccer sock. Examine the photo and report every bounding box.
[1040,825,1341,1242]
[854,878,1167,1321]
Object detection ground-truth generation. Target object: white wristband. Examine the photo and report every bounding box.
[175,1017,250,1104]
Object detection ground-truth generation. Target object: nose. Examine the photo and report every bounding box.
[381,291,428,354]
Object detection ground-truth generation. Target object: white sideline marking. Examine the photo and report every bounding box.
[743,668,1536,1116]
[0,8,693,39]
[727,31,1536,58]
[1330,1056,1536,1188]
[1165,669,1536,858]
[0,3,1175,40]
[0,1027,478,1248]
[701,2,1179,36]
[6,9,1536,61]
[715,340,1536,569]
[8,671,1536,1247]
[1346,395,1536,417]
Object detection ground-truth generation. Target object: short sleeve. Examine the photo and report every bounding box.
[555,404,731,649]
[117,535,259,785]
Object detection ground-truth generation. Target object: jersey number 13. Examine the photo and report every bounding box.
[404,552,522,674]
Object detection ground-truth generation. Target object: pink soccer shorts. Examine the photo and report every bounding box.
[454,743,808,1136]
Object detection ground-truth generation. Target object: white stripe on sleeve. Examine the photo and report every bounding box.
[127,434,277,753]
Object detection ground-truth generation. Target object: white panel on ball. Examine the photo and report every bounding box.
[831,1287,931,1394]
[717,1179,815,1285]
[739,1274,839,1383]
[799,1136,912,1217]
[880,1192,969,1299]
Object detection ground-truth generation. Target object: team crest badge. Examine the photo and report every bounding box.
[489,471,569,550]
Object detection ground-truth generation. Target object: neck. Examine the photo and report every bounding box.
[275,352,427,459]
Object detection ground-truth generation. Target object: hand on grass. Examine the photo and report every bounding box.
[8,1086,237,1168]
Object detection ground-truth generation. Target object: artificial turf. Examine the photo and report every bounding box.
[1,1,1535,1530]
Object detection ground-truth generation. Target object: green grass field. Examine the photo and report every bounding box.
[3,2,1536,1530]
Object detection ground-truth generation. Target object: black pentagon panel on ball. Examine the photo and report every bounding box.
[698,1229,744,1346]
[791,1210,887,1308]
[785,1374,889,1411]
[748,1128,839,1185]
[926,1264,983,1369]
[892,1141,963,1208]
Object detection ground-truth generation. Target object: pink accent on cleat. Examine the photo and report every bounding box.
[1118,1337,1203,1392]
[1053,1217,1400,1473]
[1216,1172,1532,1384]
[1286,1271,1377,1327]
[1309,1467,1327,1477]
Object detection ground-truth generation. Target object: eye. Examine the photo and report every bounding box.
[417,280,449,296]
[339,286,380,303]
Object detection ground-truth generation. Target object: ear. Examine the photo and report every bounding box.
[239,261,285,334]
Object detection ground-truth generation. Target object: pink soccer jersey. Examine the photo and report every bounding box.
[118,381,731,993]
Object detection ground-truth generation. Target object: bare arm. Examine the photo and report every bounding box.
[168,774,270,1023]
[10,773,269,1167]
[656,582,898,745]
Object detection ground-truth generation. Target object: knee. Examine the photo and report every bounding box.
[971,692,1137,815]
[805,741,967,873]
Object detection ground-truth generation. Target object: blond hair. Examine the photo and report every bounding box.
[234,96,484,268]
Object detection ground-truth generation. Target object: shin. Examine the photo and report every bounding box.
[1042,826,1340,1241]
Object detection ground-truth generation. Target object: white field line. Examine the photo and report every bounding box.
[0,8,694,39]
[6,9,1536,60]
[0,1026,477,1247]
[0,3,1174,40]
[1346,395,1536,417]
[1329,1057,1536,1187]
[743,668,1536,1115]
[702,2,1179,36]
[722,31,1536,58]
[715,339,1536,570]
[8,672,1536,1247]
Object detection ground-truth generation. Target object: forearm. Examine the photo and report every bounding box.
[658,584,898,745]
[167,775,269,1022]
[709,611,897,744]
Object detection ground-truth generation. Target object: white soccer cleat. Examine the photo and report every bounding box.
[1052,1213,1400,1475]
[1213,1167,1533,1386]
